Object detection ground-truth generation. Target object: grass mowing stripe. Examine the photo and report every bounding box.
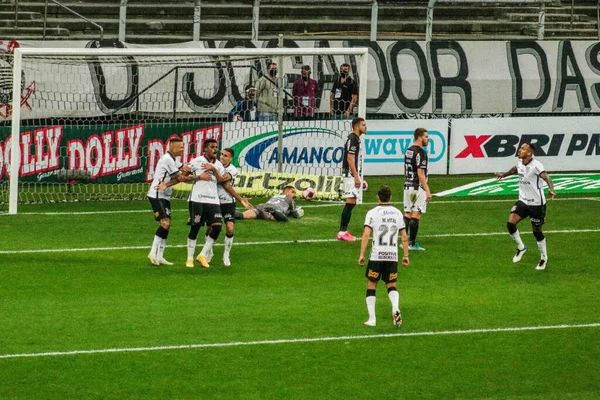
[1,229,599,255]
[1,322,598,360]
[7,196,599,216]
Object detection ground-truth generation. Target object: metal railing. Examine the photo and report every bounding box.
[7,0,598,42]
[43,0,103,41]
[426,0,554,41]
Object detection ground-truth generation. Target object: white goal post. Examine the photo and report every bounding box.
[6,46,369,214]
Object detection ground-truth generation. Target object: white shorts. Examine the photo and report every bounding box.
[343,176,359,199]
[404,187,427,214]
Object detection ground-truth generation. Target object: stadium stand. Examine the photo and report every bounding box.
[0,0,598,43]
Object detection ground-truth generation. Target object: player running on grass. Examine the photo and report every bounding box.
[495,142,556,270]
[359,185,409,328]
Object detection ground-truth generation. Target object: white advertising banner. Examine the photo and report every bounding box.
[222,119,448,177]
[5,39,600,119]
[363,119,448,176]
[450,116,600,174]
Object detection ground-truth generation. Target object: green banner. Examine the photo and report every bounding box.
[436,174,600,197]
[0,122,219,183]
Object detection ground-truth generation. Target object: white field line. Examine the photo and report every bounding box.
[1,322,598,360]
[7,196,600,215]
[1,228,599,255]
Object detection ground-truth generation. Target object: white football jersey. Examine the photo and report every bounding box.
[364,205,405,262]
[517,158,546,206]
[217,163,239,204]
[147,152,182,200]
[188,156,224,205]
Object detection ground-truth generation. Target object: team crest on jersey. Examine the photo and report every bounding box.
[154,211,160,218]
[0,40,36,119]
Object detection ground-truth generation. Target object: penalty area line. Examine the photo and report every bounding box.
[1,229,600,255]
[1,322,598,360]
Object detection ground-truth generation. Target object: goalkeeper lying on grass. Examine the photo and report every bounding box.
[235,185,304,222]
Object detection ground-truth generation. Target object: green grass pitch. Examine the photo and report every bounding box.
[1,175,599,399]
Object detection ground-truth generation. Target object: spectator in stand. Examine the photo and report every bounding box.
[330,63,358,120]
[292,65,320,120]
[255,61,279,122]
[228,85,257,122]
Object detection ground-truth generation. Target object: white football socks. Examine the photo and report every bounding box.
[536,238,547,260]
[511,230,525,250]
[366,296,376,322]
[201,236,215,257]
[150,235,161,257]
[187,238,196,260]
[388,290,400,314]
[157,238,166,260]
[224,235,234,258]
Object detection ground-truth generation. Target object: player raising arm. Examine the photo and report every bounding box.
[358,185,409,328]
[495,142,556,270]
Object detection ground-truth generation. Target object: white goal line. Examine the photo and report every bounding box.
[0,228,599,255]
[1,322,598,360]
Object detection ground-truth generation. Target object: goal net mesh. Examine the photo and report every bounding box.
[0,49,366,212]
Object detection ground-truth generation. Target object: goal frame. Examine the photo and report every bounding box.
[9,46,369,214]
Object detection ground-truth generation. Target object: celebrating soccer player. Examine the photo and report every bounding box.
[495,142,556,270]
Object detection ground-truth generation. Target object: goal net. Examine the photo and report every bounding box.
[0,46,368,214]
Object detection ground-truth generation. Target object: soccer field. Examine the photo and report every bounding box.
[1,175,599,399]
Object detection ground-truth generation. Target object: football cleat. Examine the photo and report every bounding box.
[408,243,426,251]
[364,319,376,327]
[393,311,403,328]
[147,254,160,266]
[158,258,174,266]
[196,254,210,269]
[185,259,195,268]
[223,256,231,268]
[535,259,547,270]
[337,232,357,242]
[513,245,528,263]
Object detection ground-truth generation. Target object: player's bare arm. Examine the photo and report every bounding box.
[417,168,432,202]
[400,229,410,266]
[540,171,556,200]
[223,182,253,209]
[495,166,517,179]
[358,226,372,266]
[347,153,360,187]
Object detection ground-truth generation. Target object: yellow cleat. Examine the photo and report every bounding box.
[185,259,195,268]
[196,254,210,269]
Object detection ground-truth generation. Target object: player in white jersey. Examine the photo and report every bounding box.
[147,137,185,266]
[203,147,252,267]
[184,138,226,269]
[495,143,556,270]
[358,185,410,328]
